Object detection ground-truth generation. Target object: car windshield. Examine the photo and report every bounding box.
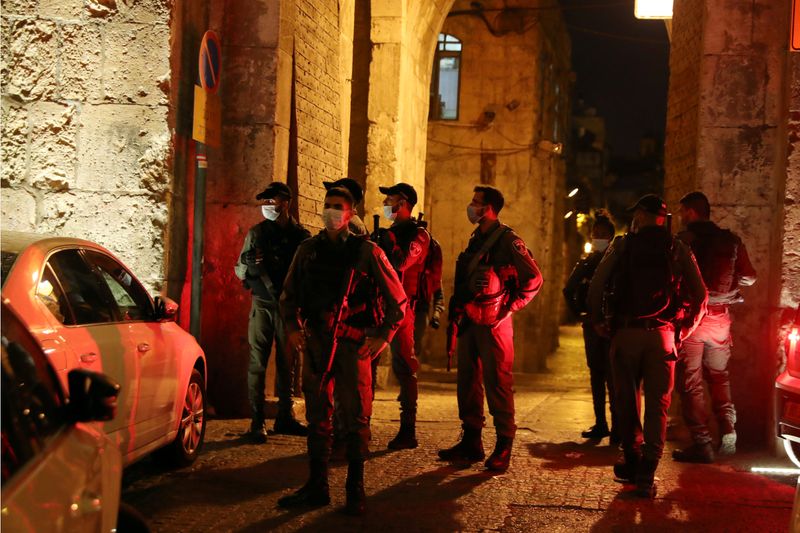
[1,251,18,287]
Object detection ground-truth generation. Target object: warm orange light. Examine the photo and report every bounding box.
[583,242,592,254]
[634,0,672,19]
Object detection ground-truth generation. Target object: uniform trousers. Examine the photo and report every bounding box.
[248,297,294,421]
[611,326,676,461]
[457,318,516,439]
[389,309,420,424]
[302,333,372,462]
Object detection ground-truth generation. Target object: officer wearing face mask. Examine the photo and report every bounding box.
[563,212,618,443]
[323,178,368,236]
[235,181,311,443]
[372,182,430,450]
[278,186,406,515]
[438,185,543,473]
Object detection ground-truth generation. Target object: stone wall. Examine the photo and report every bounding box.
[664,0,793,446]
[1,0,172,292]
[783,53,800,310]
[423,0,570,372]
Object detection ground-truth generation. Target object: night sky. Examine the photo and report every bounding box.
[559,0,671,158]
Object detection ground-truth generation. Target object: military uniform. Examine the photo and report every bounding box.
[441,221,542,470]
[564,250,617,440]
[378,218,430,446]
[235,215,310,436]
[279,228,406,511]
[588,224,707,496]
[413,228,445,358]
[674,220,756,459]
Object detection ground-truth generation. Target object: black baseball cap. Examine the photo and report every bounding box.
[323,178,363,205]
[379,183,418,207]
[626,194,667,217]
[256,182,292,200]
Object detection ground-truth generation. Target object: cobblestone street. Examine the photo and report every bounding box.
[122,327,797,532]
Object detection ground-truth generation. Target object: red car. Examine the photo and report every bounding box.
[776,304,800,467]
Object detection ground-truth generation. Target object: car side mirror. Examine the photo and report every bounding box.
[154,296,179,322]
[67,369,120,422]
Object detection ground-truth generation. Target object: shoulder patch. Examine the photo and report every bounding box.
[409,240,423,258]
[512,238,527,255]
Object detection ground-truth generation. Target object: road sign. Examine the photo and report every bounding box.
[199,30,221,93]
[793,0,800,51]
[192,85,221,147]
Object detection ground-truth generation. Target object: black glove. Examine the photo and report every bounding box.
[242,249,262,266]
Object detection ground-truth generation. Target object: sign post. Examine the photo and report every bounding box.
[190,30,221,339]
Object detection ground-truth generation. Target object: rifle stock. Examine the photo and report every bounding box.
[320,268,357,393]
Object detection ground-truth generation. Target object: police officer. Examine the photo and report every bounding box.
[278,186,406,516]
[412,217,445,362]
[438,185,543,472]
[588,194,707,498]
[375,183,430,449]
[234,181,311,442]
[672,191,757,463]
[563,212,618,442]
[323,177,369,236]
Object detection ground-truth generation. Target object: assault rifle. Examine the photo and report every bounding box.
[320,268,357,393]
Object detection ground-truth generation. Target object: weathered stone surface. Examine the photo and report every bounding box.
[59,23,103,101]
[39,191,167,291]
[28,101,78,191]
[1,0,39,16]
[1,18,59,101]
[221,48,277,124]
[700,55,766,128]
[223,0,279,48]
[77,103,169,192]
[1,188,37,231]
[1,99,29,187]
[703,0,752,55]
[103,23,170,105]
[207,125,275,204]
[38,0,84,20]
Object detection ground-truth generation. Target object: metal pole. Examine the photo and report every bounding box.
[190,143,207,339]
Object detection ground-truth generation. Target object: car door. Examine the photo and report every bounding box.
[38,249,140,456]
[1,313,121,533]
[83,250,178,446]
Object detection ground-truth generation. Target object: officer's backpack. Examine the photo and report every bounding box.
[607,229,680,320]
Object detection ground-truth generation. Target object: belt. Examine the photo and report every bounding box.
[614,317,673,330]
[706,304,728,316]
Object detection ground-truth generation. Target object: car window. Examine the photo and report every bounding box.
[36,264,75,325]
[84,251,153,322]
[1,321,66,484]
[1,251,18,287]
[45,250,115,325]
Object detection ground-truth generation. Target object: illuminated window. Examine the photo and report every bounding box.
[430,34,462,121]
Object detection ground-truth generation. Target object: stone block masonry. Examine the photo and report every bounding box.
[1,1,172,292]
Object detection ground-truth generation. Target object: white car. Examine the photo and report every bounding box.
[1,231,207,467]
[2,300,123,532]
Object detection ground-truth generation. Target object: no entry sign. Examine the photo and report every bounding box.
[199,30,221,93]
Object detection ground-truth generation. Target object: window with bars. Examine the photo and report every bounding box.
[429,34,462,121]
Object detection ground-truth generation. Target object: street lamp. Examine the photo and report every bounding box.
[634,0,672,19]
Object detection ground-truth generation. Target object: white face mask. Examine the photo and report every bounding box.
[322,208,348,231]
[261,205,280,221]
[592,238,610,253]
[383,205,397,221]
[467,205,484,224]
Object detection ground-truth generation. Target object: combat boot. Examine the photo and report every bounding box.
[718,431,736,456]
[343,461,366,516]
[277,459,330,508]
[273,414,308,437]
[634,458,659,498]
[485,436,513,472]
[246,418,267,444]
[388,418,418,450]
[672,442,714,464]
[438,427,485,462]
[613,450,640,482]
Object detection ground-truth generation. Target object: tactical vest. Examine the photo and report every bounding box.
[299,235,382,329]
